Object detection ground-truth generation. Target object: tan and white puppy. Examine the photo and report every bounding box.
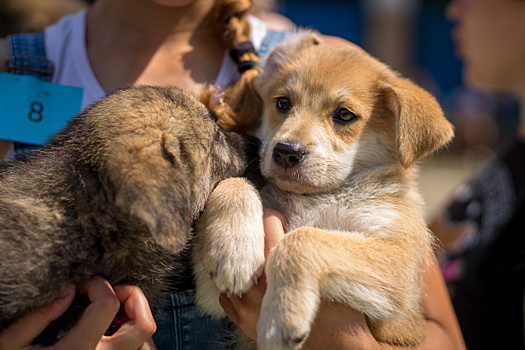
[194,31,454,350]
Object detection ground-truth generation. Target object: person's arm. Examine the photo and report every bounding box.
[0,276,157,350]
[220,209,466,350]
[417,253,466,350]
[0,38,14,160]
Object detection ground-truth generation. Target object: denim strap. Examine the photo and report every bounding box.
[7,32,54,82]
[258,30,287,59]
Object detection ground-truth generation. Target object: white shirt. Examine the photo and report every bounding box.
[44,9,269,112]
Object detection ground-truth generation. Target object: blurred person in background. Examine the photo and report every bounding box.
[431,0,525,348]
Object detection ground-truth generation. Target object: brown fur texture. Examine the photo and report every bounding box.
[0,85,259,344]
[194,31,454,349]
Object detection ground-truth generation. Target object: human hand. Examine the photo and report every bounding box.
[0,276,157,350]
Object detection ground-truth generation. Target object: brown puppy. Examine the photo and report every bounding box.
[194,31,454,349]
[0,85,259,344]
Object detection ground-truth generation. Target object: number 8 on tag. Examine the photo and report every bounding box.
[28,101,44,122]
[0,72,82,146]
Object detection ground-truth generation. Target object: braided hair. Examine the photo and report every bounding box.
[207,0,265,132]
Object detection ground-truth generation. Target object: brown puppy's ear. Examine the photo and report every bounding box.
[380,78,454,168]
[105,136,192,254]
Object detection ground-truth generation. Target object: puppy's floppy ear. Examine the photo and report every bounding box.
[380,78,454,168]
[105,135,192,254]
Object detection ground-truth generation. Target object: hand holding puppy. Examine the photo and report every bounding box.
[0,276,157,350]
[221,219,466,350]
[220,209,383,350]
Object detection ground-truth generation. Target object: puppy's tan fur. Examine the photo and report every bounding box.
[194,31,454,349]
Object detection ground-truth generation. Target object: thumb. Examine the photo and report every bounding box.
[262,208,286,258]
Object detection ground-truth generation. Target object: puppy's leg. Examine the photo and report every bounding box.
[257,227,427,350]
[194,178,265,317]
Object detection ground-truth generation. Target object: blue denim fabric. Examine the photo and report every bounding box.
[7,32,54,82]
[258,30,286,60]
[152,290,234,350]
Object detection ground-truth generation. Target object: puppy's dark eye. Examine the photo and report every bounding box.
[275,97,292,113]
[333,108,358,124]
[214,131,223,143]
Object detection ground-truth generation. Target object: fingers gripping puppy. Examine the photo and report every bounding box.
[194,31,454,349]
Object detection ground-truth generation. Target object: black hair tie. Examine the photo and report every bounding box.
[229,41,258,73]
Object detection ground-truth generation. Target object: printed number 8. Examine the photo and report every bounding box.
[28,101,43,122]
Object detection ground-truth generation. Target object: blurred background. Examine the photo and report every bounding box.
[0,0,520,219]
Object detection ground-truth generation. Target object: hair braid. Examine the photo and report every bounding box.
[210,0,263,133]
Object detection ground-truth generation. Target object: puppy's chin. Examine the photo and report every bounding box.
[268,177,316,194]
[263,169,337,195]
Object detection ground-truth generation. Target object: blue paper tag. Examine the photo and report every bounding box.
[0,72,83,146]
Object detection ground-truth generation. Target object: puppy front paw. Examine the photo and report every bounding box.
[206,230,265,295]
[196,178,265,296]
[257,317,310,350]
[256,284,319,350]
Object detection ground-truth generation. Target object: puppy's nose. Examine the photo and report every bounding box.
[273,142,306,168]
